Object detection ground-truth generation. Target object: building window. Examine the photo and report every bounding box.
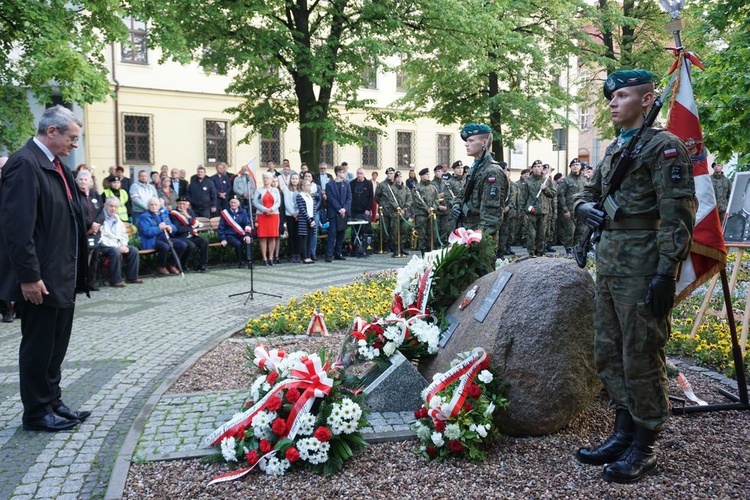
[121,17,148,64]
[362,131,379,170]
[579,109,591,131]
[362,64,377,89]
[553,128,568,151]
[437,134,452,167]
[260,128,282,165]
[205,120,229,164]
[123,114,152,164]
[396,131,414,169]
[396,70,408,92]
[319,142,335,166]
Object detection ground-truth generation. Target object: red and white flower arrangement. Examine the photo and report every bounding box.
[343,228,493,365]
[413,348,508,462]
[205,345,368,482]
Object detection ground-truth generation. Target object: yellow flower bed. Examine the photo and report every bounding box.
[245,270,396,336]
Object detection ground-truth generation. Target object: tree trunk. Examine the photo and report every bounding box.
[488,71,505,162]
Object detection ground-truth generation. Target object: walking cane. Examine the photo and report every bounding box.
[163,229,185,279]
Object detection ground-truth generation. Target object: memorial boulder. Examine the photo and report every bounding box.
[420,257,600,436]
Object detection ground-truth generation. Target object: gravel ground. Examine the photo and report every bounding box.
[125,337,750,499]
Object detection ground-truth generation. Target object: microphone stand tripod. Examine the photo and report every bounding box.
[228,212,282,305]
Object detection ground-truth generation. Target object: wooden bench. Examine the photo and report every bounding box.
[123,222,157,258]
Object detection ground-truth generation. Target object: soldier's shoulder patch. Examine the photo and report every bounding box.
[488,176,496,184]
[663,147,678,159]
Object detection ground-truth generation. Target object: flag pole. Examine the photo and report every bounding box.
[659,0,749,414]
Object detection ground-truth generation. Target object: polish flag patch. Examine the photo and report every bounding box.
[663,147,678,159]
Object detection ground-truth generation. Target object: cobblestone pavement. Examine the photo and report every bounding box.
[0,253,403,500]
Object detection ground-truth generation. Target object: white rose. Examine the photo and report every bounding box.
[478,370,493,384]
[383,342,398,357]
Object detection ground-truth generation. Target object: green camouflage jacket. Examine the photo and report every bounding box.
[453,155,506,235]
[519,173,556,215]
[558,172,587,214]
[414,179,438,217]
[574,129,695,278]
[711,172,732,213]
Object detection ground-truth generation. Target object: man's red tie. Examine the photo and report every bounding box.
[53,157,73,200]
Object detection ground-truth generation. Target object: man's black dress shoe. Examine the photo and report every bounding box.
[53,404,91,422]
[2,311,13,323]
[23,413,79,432]
[325,257,333,262]
[334,255,346,260]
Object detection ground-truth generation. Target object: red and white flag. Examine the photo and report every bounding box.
[666,51,727,302]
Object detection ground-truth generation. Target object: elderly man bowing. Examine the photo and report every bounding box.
[0,105,92,432]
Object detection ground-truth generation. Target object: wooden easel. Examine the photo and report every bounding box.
[690,246,749,353]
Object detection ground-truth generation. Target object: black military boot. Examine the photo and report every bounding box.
[602,426,658,483]
[576,409,633,466]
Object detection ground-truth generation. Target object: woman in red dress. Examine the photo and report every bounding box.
[253,172,281,266]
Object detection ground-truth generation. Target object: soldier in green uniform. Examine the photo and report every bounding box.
[450,124,507,238]
[374,168,410,256]
[558,158,587,257]
[413,168,438,253]
[498,163,518,256]
[710,162,731,223]
[514,169,530,245]
[519,160,556,256]
[573,70,695,484]
[432,165,454,246]
[448,161,467,196]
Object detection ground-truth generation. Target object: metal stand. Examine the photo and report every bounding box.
[229,240,281,304]
[375,206,387,254]
[673,269,749,414]
[394,207,406,258]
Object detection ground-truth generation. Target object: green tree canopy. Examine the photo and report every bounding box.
[0,0,127,152]
[687,0,750,168]
[393,0,592,161]
[139,0,419,170]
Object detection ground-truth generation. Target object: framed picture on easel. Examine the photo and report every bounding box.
[723,172,750,246]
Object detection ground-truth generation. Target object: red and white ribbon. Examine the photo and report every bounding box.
[306,311,329,336]
[253,345,286,372]
[207,450,277,485]
[448,227,482,246]
[169,210,199,236]
[416,266,433,314]
[422,348,488,422]
[221,209,252,237]
[204,354,334,447]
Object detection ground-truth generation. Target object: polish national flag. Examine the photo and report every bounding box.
[666,51,727,302]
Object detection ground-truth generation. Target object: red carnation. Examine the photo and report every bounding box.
[352,330,366,341]
[464,402,474,412]
[448,440,463,453]
[414,407,428,420]
[314,426,333,442]
[434,420,446,433]
[285,447,300,463]
[468,384,481,398]
[369,324,384,336]
[391,295,404,315]
[246,449,259,465]
[259,439,272,454]
[373,341,383,349]
[266,395,283,411]
[267,372,279,385]
[271,417,287,436]
[426,446,438,459]
[244,400,252,408]
[286,388,301,403]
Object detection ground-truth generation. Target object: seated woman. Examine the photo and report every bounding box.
[219,196,254,268]
[137,198,187,275]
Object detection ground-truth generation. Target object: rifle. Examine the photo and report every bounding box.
[455,145,487,229]
[573,87,669,269]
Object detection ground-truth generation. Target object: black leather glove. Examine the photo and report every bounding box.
[451,206,462,220]
[645,273,676,318]
[575,202,605,231]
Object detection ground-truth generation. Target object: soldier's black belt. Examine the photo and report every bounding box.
[604,218,661,230]
[465,216,481,224]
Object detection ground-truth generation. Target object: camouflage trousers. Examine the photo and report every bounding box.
[498,210,517,251]
[383,211,408,253]
[595,275,670,431]
[415,215,435,252]
[525,213,548,254]
[437,214,453,248]
[560,215,587,250]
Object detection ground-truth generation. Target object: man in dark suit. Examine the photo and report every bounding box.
[0,105,91,432]
[169,167,189,198]
[324,165,352,262]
